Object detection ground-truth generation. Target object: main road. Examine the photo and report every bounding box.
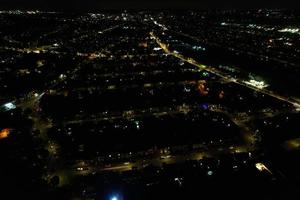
[149,32,300,109]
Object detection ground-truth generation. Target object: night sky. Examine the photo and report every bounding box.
[0,0,297,10]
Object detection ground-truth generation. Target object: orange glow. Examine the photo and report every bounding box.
[88,53,98,60]
[139,42,148,48]
[185,80,197,85]
[0,128,10,139]
[63,91,69,97]
[197,80,208,96]
[255,163,272,174]
[219,90,225,99]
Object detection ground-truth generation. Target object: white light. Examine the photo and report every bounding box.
[153,47,162,51]
[111,196,118,200]
[32,50,40,54]
[3,102,16,110]
[135,121,140,130]
[244,79,268,89]
[278,28,300,35]
[255,162,272,174]
[207,171,213,176]
[59,74,66,79]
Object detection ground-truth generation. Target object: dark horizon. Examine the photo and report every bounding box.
[1,0,299,11]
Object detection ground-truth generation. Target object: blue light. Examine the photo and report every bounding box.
[109,191,121,200]
[111,196,118,200]
[201,103,209,110]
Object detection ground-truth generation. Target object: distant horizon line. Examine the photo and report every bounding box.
[0,8,297,12]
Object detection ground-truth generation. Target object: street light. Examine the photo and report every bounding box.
[3,102,16,110]
[109,193,121,200]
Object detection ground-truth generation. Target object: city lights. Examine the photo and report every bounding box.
[244,79,268,89]
[278,28,300,35]
[0,128,10,139]
[0,9,299,200]
[3,102,16,111]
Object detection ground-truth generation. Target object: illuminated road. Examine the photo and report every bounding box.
[70,140,253,175]
[72,151,207,175]
[150,32,300,109]
[63,102,192,125]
